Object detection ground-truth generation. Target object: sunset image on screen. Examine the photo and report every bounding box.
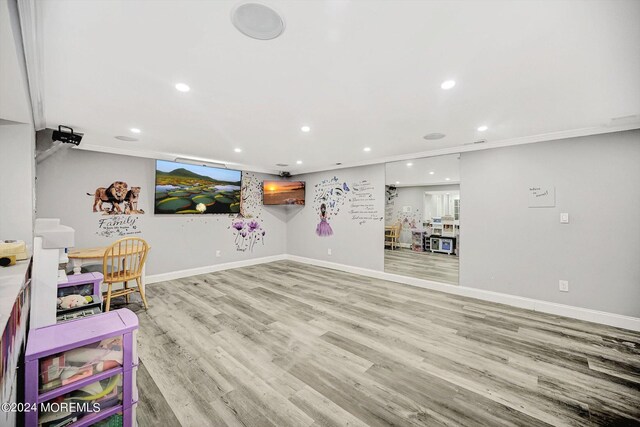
[263,181,305,205]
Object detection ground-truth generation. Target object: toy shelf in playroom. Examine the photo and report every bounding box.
[38,335,124,393]
[411,230,426,252]
[57,272,104,322]
[38,374,123,426]
[25,309,139,427]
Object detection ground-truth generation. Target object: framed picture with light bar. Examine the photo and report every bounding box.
[154,160,242,214]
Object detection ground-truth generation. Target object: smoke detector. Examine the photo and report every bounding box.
[232,3,285,40]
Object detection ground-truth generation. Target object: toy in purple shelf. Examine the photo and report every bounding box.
[57,294,92,310]
[316,203,333,237]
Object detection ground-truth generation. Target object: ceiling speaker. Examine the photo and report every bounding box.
[115,136,138,142]
[423,133,446,140]
[232,3,285,40]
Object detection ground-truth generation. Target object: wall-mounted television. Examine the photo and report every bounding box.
[155,160,242,214]
[263,180,305,205]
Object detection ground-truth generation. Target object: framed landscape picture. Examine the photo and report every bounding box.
[155,160,242,214]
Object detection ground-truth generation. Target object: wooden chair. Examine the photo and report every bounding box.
[384,222,402,250]
[102,237,150,312]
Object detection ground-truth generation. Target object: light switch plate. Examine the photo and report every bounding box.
[560,213,569,223]
[327,248,332,255]
[559,280,569,292]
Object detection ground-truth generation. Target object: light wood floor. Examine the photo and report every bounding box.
[385,248,459,284]
[119,261,640,427]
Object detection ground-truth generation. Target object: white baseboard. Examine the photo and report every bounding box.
[145,254,287,284]
[284,255,640,332]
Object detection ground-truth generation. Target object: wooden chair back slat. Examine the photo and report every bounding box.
[102,237,149,283]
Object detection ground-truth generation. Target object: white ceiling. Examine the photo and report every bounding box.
[386,154,460,186]
[37,0,640,174]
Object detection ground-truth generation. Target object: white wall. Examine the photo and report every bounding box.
[32,130,640,320]
[287,164,385,271]
[0,0,32,124]
[0,123,35,243]
[459,129,640,317]
[0,0,35,245]
[35,148,287,275]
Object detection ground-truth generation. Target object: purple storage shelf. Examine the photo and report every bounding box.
[25,309,139,427]
[68,404,124,427]
[70,400,137,427]
[38,366,124,402]
[57,272,103,294]
[26,309,137,359]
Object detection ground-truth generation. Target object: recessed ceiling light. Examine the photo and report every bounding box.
[115,136,138,142]
[477,125,488,132]
[301,126,311,133]
[396,181,400,184]
[423,133,446,140]
[175,83,190,92]
[445,177,451,181]
[130,128,141,134]
[441,80,456,90]
[406,162,413,167]
[296,160,302,164]
[234,148,242,153]
[429,171,435,175]
[363,147,371,152]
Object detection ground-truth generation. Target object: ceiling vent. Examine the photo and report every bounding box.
[275,163,289,167]
[232,3,285,40]
[464,139,487,146]
[609,114,639,126]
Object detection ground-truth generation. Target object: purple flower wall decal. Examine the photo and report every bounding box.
[229,173,268,252]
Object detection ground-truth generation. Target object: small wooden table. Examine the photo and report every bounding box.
[67,246,148,293]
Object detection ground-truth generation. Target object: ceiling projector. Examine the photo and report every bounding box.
[52,125,83,145]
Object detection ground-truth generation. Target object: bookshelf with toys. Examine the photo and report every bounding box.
[428,216,458,255]
[24,219,140,426]
[25,309,139,427]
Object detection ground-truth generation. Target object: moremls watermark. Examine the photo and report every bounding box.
[2,402,101,413]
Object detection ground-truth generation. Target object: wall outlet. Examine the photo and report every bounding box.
[327,248,332,256]
[216,250,221,257]
[559,280,569,292]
